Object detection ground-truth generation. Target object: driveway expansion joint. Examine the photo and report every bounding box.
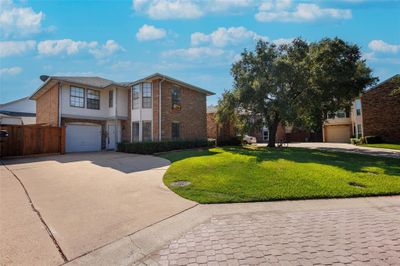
[1,162,69,263]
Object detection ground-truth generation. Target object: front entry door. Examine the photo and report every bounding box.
[107,125,116,150]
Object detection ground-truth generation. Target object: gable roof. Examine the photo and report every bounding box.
[364,74,400,95]
[30,76,129,100]
[130,73,215,96]
[0,96,30,108]
[30,73,215,100]
[49,76,116,87]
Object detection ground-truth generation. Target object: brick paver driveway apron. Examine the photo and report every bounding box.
[149,203,400,265]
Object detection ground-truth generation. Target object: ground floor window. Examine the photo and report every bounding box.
[132,122,139,142]
[172,122,180,139]
[142,121,152,141]
[263,128,269,141]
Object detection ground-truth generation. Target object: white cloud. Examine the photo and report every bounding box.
[37,39,123,58]
[136,24,166,41]
[0,66,22,76]
[37,39,97,56]
[191,27,267,47]
[368,40,400,53]
[0,40,36,57]
[146,0,203,19]
[132,0,256,19]
[210,0,254,11]
[255,2,352,22]
[272,37,294,45]
[162,47,226,60]
[133,0,149,10]
[89,40,124,58]
[0,0,44,37]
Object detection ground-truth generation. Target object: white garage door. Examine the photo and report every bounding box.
[66,124,102,153]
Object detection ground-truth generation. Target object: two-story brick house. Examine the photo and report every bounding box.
[30,73,214,152]
[323,74,400,143]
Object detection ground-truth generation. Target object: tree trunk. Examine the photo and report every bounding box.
[267,115,280,148]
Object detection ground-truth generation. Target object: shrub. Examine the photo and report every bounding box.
[118,139,215,154]
[350,138,366,145]
[217,136,242,146]
[350,138,359,145]
[364,135,383,144]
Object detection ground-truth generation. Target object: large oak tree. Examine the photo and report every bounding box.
[217,38,376,147]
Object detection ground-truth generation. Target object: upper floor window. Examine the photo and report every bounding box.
[335,110,347,118]
[355,99,361,116]
[171,86,181,110]
[70,87,85,108]
[109,90,113,108]
[142,83,152,109]
[172,122,180,139]
[132,85,140,109]
[87,89,100,110]
[327,110,348,119]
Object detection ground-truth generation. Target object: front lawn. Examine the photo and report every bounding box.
[360,143,400,151]
[159,147,400,203]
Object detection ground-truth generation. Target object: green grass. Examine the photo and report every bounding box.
[159,147,400,203]
[360,143,400,150]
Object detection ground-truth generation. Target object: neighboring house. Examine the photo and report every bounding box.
[0,97,36,125]
[323,108,353,143]
[30,73,214,152]
[206,106,287,143]
[323,98,367,143]
[361,74,400,143]
[323,74,400,143]
[206,106,236,141]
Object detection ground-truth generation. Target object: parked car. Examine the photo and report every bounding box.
[0,130,8,138]
[243,135,257,144]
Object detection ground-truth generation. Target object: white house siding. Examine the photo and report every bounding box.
[0,97,36,124]
[61,84,109,119]
[116,88,128,118]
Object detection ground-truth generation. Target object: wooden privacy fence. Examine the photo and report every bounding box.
[0,125,65,157]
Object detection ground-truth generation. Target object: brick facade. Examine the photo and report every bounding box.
[158,80,207,141]
[207,112,236,141]
[36,82,59,126]
[251,123,286,143]
[362,76,400,143]
[34,75,211,145]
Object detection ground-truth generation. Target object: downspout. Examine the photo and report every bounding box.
[114,87,118,149]
[159,78,165,141]
[139,84,142,141]
[58,82,62,127]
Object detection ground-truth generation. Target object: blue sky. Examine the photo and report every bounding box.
[1,0,399,105]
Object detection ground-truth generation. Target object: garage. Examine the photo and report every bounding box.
[66,124,102,152]
[324,125,351,143]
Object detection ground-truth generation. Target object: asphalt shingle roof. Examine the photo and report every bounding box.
[50,76,117,88]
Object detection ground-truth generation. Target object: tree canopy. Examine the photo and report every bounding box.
[217,37,377,147]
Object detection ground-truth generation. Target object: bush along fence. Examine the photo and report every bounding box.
[118,139,216,154]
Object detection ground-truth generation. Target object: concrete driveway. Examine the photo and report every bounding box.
[0,152,196,265]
